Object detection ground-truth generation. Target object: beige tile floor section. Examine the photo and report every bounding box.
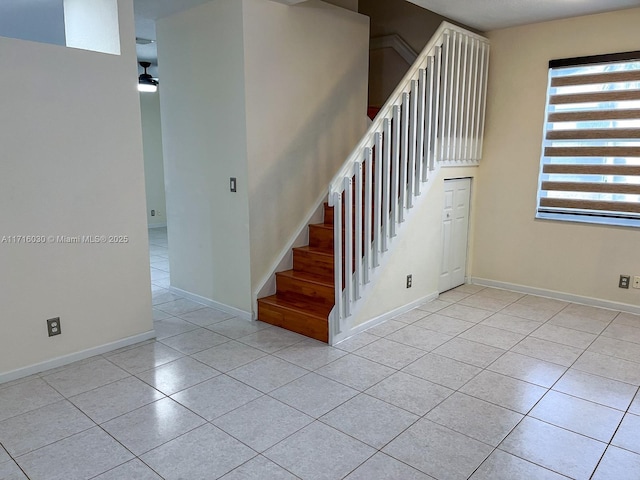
[0,227,639,479]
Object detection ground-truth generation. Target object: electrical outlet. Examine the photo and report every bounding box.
[633,276,640,289]
[47,317,61,337]
[406,274,412,288]
[230,177,237,192]
[151,209,156,217]
[619,275,630,289]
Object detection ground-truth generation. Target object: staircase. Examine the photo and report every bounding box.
[257,204,336,342]
[258,22,490,344]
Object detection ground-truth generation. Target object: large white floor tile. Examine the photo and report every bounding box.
[499,417,607,480]
[16,427,134,480]
[213,396,313,452]
[171,375,263,420]
[264,422,375,480]
[141,423,256,480]
[321,393,419,448]
[69,376,164,424]
[101,398,205,455]
[0,400,94,456]
[383,418,493,480]
[41,357,129,397]
[0,379,63,422]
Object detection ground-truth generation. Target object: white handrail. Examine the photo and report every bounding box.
[328,22,490,341]
[328,22,488,193]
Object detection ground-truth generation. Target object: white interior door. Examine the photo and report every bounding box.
[439,178,471,293]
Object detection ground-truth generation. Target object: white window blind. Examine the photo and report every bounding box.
[536,51,640,227]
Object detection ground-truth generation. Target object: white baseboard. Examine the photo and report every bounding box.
[169,286,253,321]
[333,291,439,345]
[471,277,640,315]
[0,330,156,385]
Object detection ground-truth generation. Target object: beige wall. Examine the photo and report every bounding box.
[360,0,448,53]
[139,92,167,227]
[472,7,640,310]
[324,0,358,11]
[243,0,370,298]
[157,0,253,313]
[368,47,409,109]
[0,0,152,379]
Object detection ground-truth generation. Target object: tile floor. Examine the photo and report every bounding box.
[0,227,639,479]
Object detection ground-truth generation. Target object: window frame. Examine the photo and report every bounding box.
[535,50,640,228]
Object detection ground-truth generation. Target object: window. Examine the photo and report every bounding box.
[536,51,640,227]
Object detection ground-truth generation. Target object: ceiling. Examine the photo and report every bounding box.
[134,0,640,75]
[406,0,640,31]
[1,0,637,76]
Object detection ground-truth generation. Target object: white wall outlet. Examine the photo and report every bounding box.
[633,276,640,289]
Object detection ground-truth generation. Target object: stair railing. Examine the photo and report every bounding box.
[328,22,490,341]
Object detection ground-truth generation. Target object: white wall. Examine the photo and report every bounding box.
[349,167,479,328]
[157,0,368,315]
[157,0,253,313]
[63,0,121,55]
[0,0,152,379]
[242,0,370,297]
[473,7,640,310]
[139,92,167,226]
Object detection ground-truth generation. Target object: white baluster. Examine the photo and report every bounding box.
[343,176,353,317]
[451,31,462,161]
[456,35,469,161]
[382,119,391,250]
[373,132,383,266]
[439,33,450,162]
[332,190,343,329]
[354,161,362,300]
[408,82,418,207]
[400,92,409,220]
[432,46,442,169]
[363,147,372,284]
[391,105,400,235]
[463,37,476,161]
[416,69,426,192]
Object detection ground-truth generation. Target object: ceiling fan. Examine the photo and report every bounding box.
[138,61,158,93]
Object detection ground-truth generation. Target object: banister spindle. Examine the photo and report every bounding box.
[382,118,391,250]
[400,92,409,220]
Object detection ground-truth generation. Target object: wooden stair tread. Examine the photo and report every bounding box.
[294,245,334,256]
[276,269,334,287]
[258,294,332,318]
[310,223,333,230]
